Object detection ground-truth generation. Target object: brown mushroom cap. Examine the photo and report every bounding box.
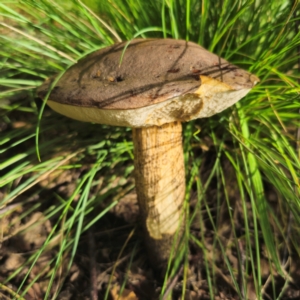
[38,39,259,127]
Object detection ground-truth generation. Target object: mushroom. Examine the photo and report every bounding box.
[38,39,259,267]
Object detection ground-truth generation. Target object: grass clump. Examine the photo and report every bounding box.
[0,0,299,299]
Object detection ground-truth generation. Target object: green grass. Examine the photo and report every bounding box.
[1,0,299,299]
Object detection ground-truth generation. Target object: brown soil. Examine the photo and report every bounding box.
[1,102,299,300]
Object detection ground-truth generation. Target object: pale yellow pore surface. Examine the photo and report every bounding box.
[46,76,251,127]
[132,122,185,240]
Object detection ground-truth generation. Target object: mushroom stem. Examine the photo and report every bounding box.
[132,121,185,266]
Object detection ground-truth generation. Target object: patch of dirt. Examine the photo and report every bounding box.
[1,108,300,300]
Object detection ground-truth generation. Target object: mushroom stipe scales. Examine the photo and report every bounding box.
[38,39,259,267]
